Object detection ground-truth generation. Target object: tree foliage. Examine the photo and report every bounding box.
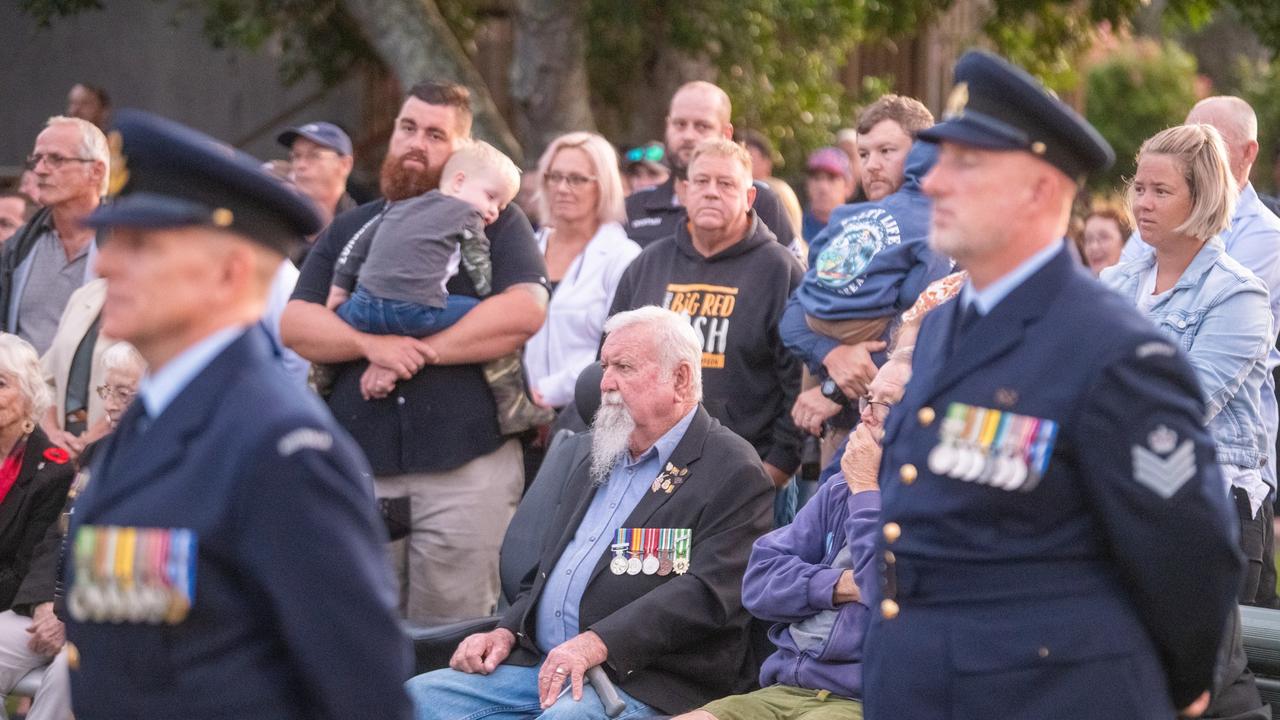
[19,0,1280,176]
[1084,39,1199,191]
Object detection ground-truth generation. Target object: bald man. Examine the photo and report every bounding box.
[625,81,797,253]
[1120,96,1280,610]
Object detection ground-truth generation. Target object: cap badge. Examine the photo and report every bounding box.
[108,130,129,196]
[211,208,235,227]
[944,82,969,119]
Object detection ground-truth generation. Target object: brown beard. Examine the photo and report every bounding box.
[379,150,441,201]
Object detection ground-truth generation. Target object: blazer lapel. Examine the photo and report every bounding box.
[539,452,600,576]
[923,249,1074,403]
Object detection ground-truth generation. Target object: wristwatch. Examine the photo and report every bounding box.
[820,377,850,407]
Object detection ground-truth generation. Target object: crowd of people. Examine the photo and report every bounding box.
[0,47,1277,720]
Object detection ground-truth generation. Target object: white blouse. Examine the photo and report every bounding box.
[524,222,641,408]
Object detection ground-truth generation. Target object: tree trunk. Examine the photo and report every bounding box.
[510,0,596,163]
[341,0,524,163]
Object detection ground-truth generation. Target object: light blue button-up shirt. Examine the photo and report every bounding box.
[535,407,698,654]
[1120,184,1280,487]
[959,240,1063,315]
[139,325,247,419]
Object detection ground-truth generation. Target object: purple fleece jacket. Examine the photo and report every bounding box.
[741,476,880,700]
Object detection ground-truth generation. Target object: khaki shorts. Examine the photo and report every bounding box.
[700,684,863,720]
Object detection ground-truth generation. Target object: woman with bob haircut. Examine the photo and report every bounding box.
[523,132,641,415]
[1102,123,1273,604]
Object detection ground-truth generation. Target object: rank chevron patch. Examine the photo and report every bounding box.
[1131,438,1195,499]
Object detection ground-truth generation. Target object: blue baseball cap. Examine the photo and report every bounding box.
[277,121,353,156]
[84,109,324,254]
[917,50,1114,181]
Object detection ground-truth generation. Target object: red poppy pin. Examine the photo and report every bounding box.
[43,447,70,465]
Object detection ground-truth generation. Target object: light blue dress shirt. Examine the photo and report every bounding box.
[1120,184,1280,488]
[139,325,247,419]
[535,407,698,654]
[959,240,1063,315]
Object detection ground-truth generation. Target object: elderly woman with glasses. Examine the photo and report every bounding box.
[0,334,76,720]
[1102,124,1273,610]
[524,132,641,420]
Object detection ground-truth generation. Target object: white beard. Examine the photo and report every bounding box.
[590,392,636,483]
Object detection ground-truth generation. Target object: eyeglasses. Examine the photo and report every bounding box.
[625,144,665,165]
[96,384,137,404]
[543,172,597,189]
[858,395,893,422]
[25,153,96,171]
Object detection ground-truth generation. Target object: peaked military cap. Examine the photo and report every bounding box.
[85,109,323,254]
[918,50,1115,181]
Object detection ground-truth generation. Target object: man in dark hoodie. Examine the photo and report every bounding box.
[609,137,803,488]
[782,141,953,440]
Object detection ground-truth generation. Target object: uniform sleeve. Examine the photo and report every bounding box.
[588,454,773,675]
[742,479,843,622]
[1074,340,1243,710]
[234,423,412,720]
[1181,282,1272,421]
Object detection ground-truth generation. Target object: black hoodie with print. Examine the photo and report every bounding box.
[609,211,804,474]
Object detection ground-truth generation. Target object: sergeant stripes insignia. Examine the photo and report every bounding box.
[1131,437,1195,499]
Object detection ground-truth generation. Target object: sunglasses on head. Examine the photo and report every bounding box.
[625,144,665,165]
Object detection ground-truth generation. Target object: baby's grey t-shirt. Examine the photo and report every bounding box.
[333,190,487,308]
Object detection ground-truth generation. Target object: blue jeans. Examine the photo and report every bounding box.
[407,664,662,720]
[338,284,480,336]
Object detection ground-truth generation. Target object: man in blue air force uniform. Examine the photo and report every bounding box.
[863,51,1243,719]
[62,110,412,719]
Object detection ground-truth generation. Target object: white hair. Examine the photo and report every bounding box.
[0,334,51,426]
[45,116,110,196]
[100,341,145,375]
[603,306,703,402]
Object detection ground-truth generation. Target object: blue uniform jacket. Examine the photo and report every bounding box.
[864,248,1243,719]
[781,142,951,373]
[66,326,412,719]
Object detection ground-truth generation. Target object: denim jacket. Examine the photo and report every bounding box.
[1102,237,1272,468]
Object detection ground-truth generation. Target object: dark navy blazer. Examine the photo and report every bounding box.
[863,248,1243,718]
[65,326,412,719]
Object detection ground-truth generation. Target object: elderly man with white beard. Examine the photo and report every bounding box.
[407,306,775,720]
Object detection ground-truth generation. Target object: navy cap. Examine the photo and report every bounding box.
[277,121,353,156]
[84,109,323,254]
[918,50,1114,181]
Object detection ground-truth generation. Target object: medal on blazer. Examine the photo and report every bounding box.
[609,530,628,575]
[641,528,660,575]
[672,528,692,575]
[626,528,643,575]
[657,529,673,576]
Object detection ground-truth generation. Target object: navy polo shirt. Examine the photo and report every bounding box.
[292,200,547,475]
